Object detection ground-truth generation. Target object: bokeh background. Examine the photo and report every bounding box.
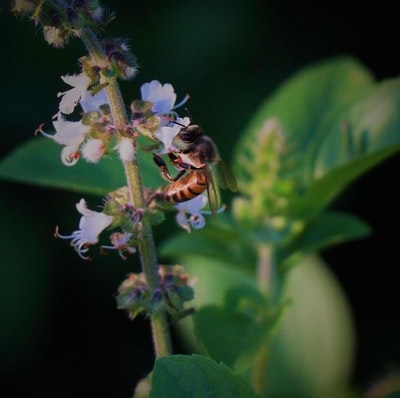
[1,0,400,397]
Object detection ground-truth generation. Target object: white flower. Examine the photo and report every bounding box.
[155,116,190,154]
[117,137,135,162]
[141,80,176,114]
[58,73,91,114]
[175,194,210,233]
[101,232,136,260]
[140,80,189,116]
[38,113,89,166]
[56,199,114,260]
[80,88,109,113]
[49,113,88,146]
[81,138,105,163]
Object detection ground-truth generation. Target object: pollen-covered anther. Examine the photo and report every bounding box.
[34,123,45,136]
[54,225,60,239]
[68,151,80,161]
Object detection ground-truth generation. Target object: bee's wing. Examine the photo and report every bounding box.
[215,159,238,192]
[203,166,219,216]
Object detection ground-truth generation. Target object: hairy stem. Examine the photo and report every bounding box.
[79,27,172,357]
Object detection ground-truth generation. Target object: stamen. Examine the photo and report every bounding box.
[172,94,190,110]
[34,123,46,137]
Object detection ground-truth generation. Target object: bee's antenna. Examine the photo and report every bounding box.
[171,120,188,128]
[184,107,193,122]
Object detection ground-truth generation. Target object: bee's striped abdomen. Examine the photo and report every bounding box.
[163,170,207,203]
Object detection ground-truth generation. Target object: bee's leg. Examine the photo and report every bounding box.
[168,152,199,171]
[153,153,186,181]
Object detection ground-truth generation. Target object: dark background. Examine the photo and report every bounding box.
[1,0,400,397]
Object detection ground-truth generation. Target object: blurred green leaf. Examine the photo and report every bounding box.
[292,142,400,220]
[266,256,355,398]
[0,137,163,195]
[194,304,251,369]
[150,354,261,398]
[234,56,374,186]
[278,211,371,269]
[312,77,400,178]
[160,215,256,269]
[383,392,400,398]
[194,285,278,373]
[175,256,356,398]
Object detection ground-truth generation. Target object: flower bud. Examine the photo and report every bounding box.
[81,110,101,126]
[102,37,138,80]
[11,0,36,15]
[43,25,68,48]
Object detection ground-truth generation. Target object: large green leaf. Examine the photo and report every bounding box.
[194,285,287,375]
[291,142,400,220]
[175,256,355,398]
[150,354,261,398]
[278,211,371,270]
[311,77,400,178]
[194,305,251,369]
[234,56,374,186]
[0,137,163,195]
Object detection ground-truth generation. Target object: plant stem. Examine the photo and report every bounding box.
[252,242,274,393]
[256,242,273,294]
[79,27,172,358]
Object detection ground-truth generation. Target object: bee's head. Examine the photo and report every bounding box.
[178,124,204,143]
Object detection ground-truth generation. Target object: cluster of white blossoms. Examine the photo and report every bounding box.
[46,72,214,259]
[39,74,192,164]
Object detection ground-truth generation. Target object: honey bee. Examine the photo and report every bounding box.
[153,122,237,215]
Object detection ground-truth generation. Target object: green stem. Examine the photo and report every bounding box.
[251,345,269,394]
[252,243,274,393]
[256,242,273,294]
[79,27,172,358]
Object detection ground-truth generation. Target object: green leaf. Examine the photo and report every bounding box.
[312,77,400,178]
[292,142,400,220]
[266,256,355,398]
[160,215,257,269]
[0,137,163,195]
[176,256,356,398]
[234,56,374,186]
[150,354,261,398]
[278,211,372,269]
[194,305,251,368]
[193,285,286,374]
[383,392,400,398]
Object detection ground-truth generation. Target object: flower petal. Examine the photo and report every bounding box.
[141,80,177,114]
[76,199,114,244]
[61,145,80,166]
[80,88,108,113]
[52,113,88,146]
[154,124,181,153]
[58,73,91,114]
[175,194,208,214]
[176,211,191,233]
